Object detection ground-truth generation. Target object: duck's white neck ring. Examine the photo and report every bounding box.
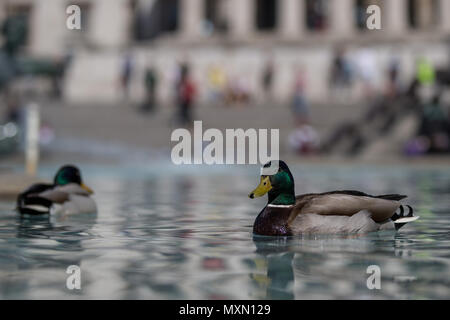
[267,204,294,208]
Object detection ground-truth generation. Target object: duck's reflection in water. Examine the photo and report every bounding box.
[250,235,295,300]
[249,231,407,300]
[17,211,98,241]
[1,212,98,298]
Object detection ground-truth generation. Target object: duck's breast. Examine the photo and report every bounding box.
[253,205,293,236]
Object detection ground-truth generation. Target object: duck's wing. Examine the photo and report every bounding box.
[17,183,53,205]
[17,183,55,215]
[38,183,90,203]
[38,189,70,203]
[288,191,406,224]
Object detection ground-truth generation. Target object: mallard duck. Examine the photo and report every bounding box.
[17,165,97,215]
[249,161,419,236]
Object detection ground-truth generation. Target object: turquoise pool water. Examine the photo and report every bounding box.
[0,164,449,299]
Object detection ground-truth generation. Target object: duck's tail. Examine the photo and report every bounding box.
[391,205,419,230]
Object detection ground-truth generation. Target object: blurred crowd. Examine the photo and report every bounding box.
[323,51,450,157]
[116,47,450,157]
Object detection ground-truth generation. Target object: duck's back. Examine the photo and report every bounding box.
[293,191,405,222]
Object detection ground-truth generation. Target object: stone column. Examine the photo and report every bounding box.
[229,0,254,38]
[90,0,132,48]
[439,0,450,33]
[0,2,6,45]
[279,0,304,39]
[180,0,204,39]
[30,0,67,56]
[383,0,407,34]
[416,0,434,29]
[0,1,6,22]
[329,0,355,37]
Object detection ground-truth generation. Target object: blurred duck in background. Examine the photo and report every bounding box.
[17,165,96,215]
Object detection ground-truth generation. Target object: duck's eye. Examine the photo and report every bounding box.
[263,182,267,185]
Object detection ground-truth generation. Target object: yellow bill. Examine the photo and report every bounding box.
[249,176,272,199]
[81,183,94,194]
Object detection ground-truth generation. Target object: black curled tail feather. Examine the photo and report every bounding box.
[391,205,415,230]
[377,194,408,201]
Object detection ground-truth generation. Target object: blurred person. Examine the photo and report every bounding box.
[404,78,421,113]
[385,58,401,98]
[39,120,55,146]
[225,75,251,107]
[418,94,449,153]
[261,59,275,102]
[416,57,435,86]
[1,7,28,57]
[363,95,398,135]
[404,136,431,156]
[235,76,251,105]
[329,48,352,102]
[207,64,226,104]
[288,67,320,155]
[141,66,158,113]
[360,61,404,135]
[421,95,445,130]
[176,63,197,127]
[4,90,23,125]
[0,50,15,93]
[51,51,73,99]
[406,93,450,155]
[306,0,328,31]
[355,48,378,99]
[120,51,134,100]
[291,67,310,124]
[0,7,27,93]
[414,58,437,107]
[288,124,320,155]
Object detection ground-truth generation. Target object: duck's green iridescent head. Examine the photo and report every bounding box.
[54,165,94,194]
[248,161,295,205]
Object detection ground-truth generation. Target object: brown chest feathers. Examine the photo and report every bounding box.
[253,205,294,236]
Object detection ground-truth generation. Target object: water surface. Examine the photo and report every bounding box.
[0,164,449,299]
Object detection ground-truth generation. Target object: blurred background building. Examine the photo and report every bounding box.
[1,0,449,103]
[1,0,450,163]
